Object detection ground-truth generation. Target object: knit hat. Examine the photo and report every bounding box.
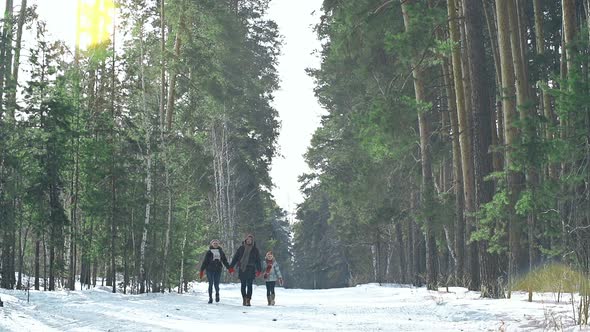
[210,239,220,246]
[245,233,254,241]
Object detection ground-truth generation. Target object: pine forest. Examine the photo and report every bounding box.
[0,0,589,320]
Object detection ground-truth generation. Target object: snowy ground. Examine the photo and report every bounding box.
[0,282,587,331]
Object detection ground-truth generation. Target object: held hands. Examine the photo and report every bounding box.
[255,271,261,278]
[263,273,269,279]
[228,267,235,274]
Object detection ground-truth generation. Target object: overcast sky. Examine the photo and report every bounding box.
[267,0,325,216]
[3,0,325,216]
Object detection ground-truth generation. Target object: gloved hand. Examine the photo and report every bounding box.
[199,271,204,280]
[278,278,283,286]
[263,273,269,279]
[256,271,261,278]
[228,267,235,274]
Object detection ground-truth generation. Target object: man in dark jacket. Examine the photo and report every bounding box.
[229,234,261,306]
[200,239,230,303]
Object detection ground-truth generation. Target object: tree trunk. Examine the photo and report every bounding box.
[157,1,172,291]
[138,22,152,295]
[92,259,97,287]
[43,235,47,290]
[69,30,83,290]
[0,0,14,119]
[49,231,55,291]
[464,0,503,298]
[394,221,407,283]
[483,0,501,89]
[162,168,172,292]
[16,221,23,289]
[162,19,183,293]
[448,0,478,289]
[16,192,27,290]
[496,0,522,293]
[409,189,418,285]
[6,0,25,122]
[159,0,166,129]
[0,0,15,291]
[401,0,437,291]
[165,28,181,131]
[212,118,236,254]
[178,204,190,293]
[442,59,464,285]
[34,238,40,290]
[124,207,133,294]
[110,143,116,294]
[48,169,62,291]
[509,0,535,276]
[562,0,577,76]
[110,17,118,294]
[533,0,556,180]
[123,229,128,295]
[69,83,80,291]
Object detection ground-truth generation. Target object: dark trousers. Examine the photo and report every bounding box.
[240,278,254,298]
[206,270,221,297]
[265,281,276,296]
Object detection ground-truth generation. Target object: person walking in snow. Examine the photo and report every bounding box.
[199,239,231,303]
[228,233,262,306]
[263,251,283,306]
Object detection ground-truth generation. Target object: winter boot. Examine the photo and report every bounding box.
[246,297,251,306]
[215,293,220,303]
[271,294,275,306]
[267,295,272,306]
[208,296,213,304]
[242,296,247,306]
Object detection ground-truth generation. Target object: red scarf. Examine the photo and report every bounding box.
[265,259,273,275]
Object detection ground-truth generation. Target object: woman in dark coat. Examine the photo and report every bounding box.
[229,233,262,306]
[200,239,230,303]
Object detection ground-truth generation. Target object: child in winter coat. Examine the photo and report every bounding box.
[199,239,230,303]
[263,251,283,306]
[229,234,262,306]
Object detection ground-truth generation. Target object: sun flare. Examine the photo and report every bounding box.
[76,0,114,49]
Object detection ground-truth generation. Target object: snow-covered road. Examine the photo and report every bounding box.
[0,282,583,331]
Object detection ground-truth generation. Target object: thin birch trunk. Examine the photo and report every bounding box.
[138,20,152,295]
[110,11,117,294]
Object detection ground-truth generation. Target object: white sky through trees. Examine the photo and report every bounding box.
[267,0,325,217]
[2,0,325,217]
